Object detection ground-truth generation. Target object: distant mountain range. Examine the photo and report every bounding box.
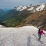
[14,3,46,12]
[0,3,46,30]
[0,9,5,16]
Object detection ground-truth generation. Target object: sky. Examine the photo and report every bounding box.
[0,0,46,9]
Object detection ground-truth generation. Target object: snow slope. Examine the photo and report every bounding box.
[0,25,5,28]
[36,3,45,11]
[27,7,34,11]
[14,5,27,11]
[0,26,46,46]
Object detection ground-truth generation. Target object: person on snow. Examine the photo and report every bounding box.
[38,28,45,41]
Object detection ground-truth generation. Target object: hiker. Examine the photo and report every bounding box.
[38,28,45,41]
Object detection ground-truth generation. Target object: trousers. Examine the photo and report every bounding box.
[38,34,41,41]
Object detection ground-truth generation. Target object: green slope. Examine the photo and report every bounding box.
[3,10,33,27]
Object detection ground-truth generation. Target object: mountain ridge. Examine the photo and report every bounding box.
[16,10,46,30]
[0,3,46,30]
[14,3,46,12]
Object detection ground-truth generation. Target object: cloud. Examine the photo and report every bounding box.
[0,0,46,9]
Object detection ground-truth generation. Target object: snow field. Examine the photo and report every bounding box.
[0,26,46,46]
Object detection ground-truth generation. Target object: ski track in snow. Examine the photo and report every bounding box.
[0,26,46,46]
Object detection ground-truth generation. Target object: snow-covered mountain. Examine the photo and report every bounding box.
[14,3,46,13]
[36,3,46,11]
[0,26,46,46]
[14,5,27,11]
